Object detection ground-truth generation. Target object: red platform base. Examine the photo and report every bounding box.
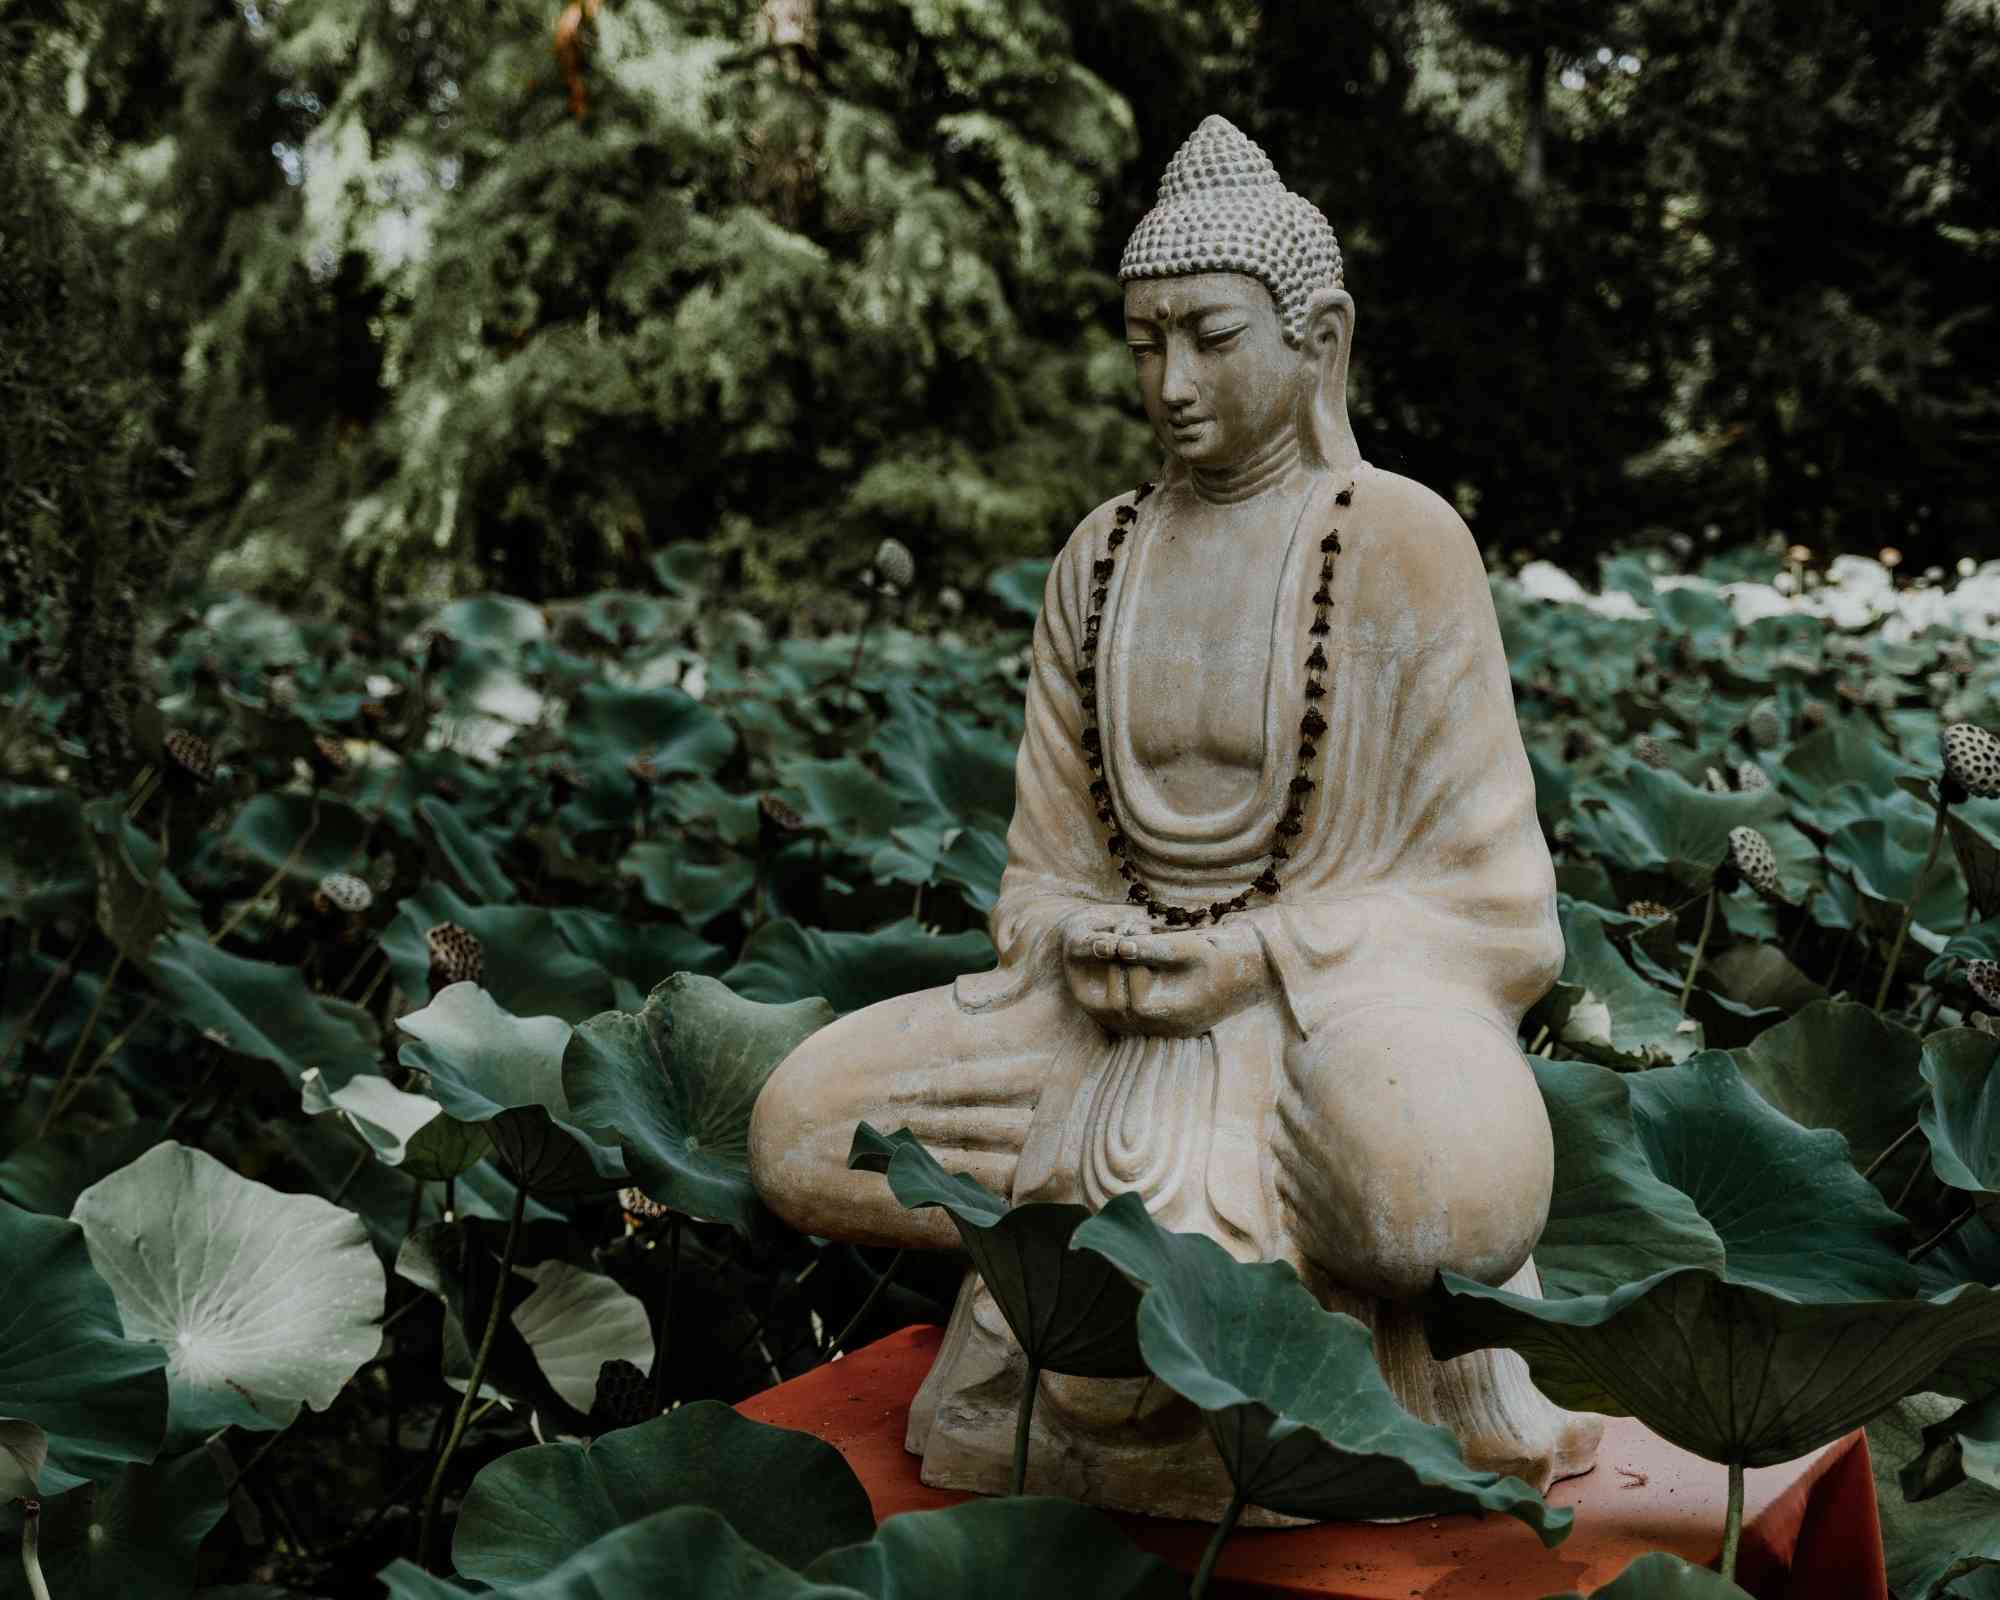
[737,1326,1886,1599]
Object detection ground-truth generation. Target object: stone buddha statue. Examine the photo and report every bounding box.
[749,115,1601,1520]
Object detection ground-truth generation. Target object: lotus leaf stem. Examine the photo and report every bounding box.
[824,1248,906,1361]
[838,593,880,717]
[38,942,127,1137]
[1875,802,1950,1013]
[418,1180,528,1569]
[19,1501,48,1600]
[1679,885,1717,1015]
[0,926,87,1082]
[212,801,319,947]
[1010,1360,1041,1496]
[652,1213,681,1416]
[329,1146,372,1207]
[1860,1122,1924,1185]
[1191,1488,1248,1600]
[1910,1199,1996,1263]
[1719,1460,1745,1582]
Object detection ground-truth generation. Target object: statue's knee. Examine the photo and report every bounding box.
[1276,1003,1552,1302]
[748,1031,846,1231]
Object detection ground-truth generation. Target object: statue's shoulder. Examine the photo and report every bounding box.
[1351,467,1485,600]
[1039,492,1137,611]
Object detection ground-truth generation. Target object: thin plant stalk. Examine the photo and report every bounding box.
[38,943,127,1137]
[652,1213,681,1417]
[418,1180,528,1570]
[212,803,319,947]
[1719,1460,1745,1582]
[1910,1199,1995,1263]
[824,1249,906,1361]
[1190,1487,1248,1600]
[1010,1361,1041,1496]
[19,1501,48,1600]
[0,927,88,1080]
[329,1146,372,1207]
[838,593,880,716]
[1860,1122,1924,1185]
[47,998,162,1128]
[1876,801,1950,1013]
[1679,885,1718,1015]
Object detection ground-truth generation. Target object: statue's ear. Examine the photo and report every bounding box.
[1305,288,1353,366]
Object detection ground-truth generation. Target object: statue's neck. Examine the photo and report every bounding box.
[1190,432,1303,505]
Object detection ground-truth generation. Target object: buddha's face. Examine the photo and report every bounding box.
[1123,272,1308,470]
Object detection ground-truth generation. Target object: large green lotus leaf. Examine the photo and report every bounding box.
[221,791,372,884]
[1900,1391,2000,1502]
[398,984,624,1195]
[147,930,383,1091]
[870,686,1017,832]
[0,1202,167,1494]
[0,784,94,924]
[85,798,203,956]
[565,682,735,779]
[72,1143,385,1443]
[1921,1028,2000,1196]
[1872,1394,2000,1600]
[1552,901,1701,1067]
[1623,1051,1913,1300]
[436,594,547,651]
[1780,721,1921,828]
[1568,764,1786,887]
[300,1068,493,1181]
[1523,1057,1724,1298]
[810,1498,1186,1599]
[724,918,995,1012]
[1069,1194,1568,1538]
[546,908,726,1009]
[849,1126,1144,1378]
[931,825,1008,914]
[1946,808,2000,922]
[618,842,757,922]
[1828,817,1966,953]
[0,1420,45,1499]
[508,1260,654,1412]
[1541,1552,1754,1598]
[455,1402,876,1583]
[382,883,616,1022]
[0,1119,163,1218]
[1731,1000,1928,1194]
[564,974,834,1234]
[417,796,519,904]
[989,557,1053,620]
[0,1445,228,1600]
[773,754,903,853]
[1705,942,1826,1016]
[1432,1268,2000,1467]
[394,1220,570,1417]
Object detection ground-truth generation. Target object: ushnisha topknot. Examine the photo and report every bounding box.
[1119,114,1344,347]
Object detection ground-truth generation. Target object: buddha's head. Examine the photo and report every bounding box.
[1119,116,1354,480]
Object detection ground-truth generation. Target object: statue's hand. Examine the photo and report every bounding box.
[1117,923,1270,1037]
[1060,908,1151,1030]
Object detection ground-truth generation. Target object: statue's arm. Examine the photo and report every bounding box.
[955,506,1130,1012]
[1239,478,1563,1040]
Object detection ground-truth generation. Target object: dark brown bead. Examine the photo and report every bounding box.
[1091,586,1109,609]
[1271,844,1290,861]
[1114,505,1137,526]
[1108,528,1126,548]
[1081,691,1096,711]
[1229,895,1250,913]
[1082,727,1101,751]
[1299,742,1316,761]
[1090,779,1109,799]
[1253,869,1281,895]
[1093,559,1115,581]
[1078,667,1095,688]
[1209,901,1232,922]
[1118,860,1137,880]
[1290,775,1316,796]
[1107,833,1128,856]
[1135,481,1157,502]
[1277,817,1303,837]
[1304,681,1326,699]
[1335,487,1353,506]
[1321,532,1342,553]
[1306,644,1328,671]
[1128,885,1149,904]
[1312,586,1333,605]
[1301,707,1328,738]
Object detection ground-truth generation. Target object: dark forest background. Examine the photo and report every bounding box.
[5,0,1997,657]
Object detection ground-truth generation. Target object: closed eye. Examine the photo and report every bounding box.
[1199,325,1247,349]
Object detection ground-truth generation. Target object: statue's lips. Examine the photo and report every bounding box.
[1168,416,1211,437]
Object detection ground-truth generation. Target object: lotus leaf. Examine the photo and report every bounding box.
[507,1260,654,1412]
[566,682,734,781]
[1921,1028,2000,1196]
[1568,763,1786,887]
[1781,722,1922,829]
[454,1402,875,1582]
[1067,1193,1567,1540]
[1553,901,1701,1067]
[724,918,995,1012]
[849,1125,1145,1379]
[435,594,547,651]
[85,798,202,956]
[398,983,624,1194]
[417,795,519,903]
[1828,816,1965,953]
[301,1068,493,1181]
[72,1143,385,1442]
[547,908,726,1008]
[773,754,903,853]
[0,1420,45,1499]
[565,974,834,1235]
[619,842,758,922]
[1900,1391,2000,1502]
[1872,1395,2000,1600]
[988,557,1053,620]
[0,1203,167,1494]
[221,792,372,885]
[0,1446,228,1600]
[381,882,616,1021]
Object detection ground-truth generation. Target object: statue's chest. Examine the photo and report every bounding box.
[1117,536,1290,772]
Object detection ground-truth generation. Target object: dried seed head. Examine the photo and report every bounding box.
[758,793,804,836]
[1735,760,1771,793]
[619,1186,671,1226]
[872,538,916,589]
[937,585,965,617]
[316,871,373,915]
[163,729,216,786]
[1625,900,1672,921]
[1942,724,2000,800]
[1633,734,1674,770]
[310,735,349,782]
[627,755,659,785]
[587,1357,654,1431]
[425,921,484,987]
[1965,958,2000,1011]
[1746,700,1784,751]
[268,673,301,712]
[1727,826,1783,902]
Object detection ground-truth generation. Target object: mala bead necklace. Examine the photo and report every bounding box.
[1078,474,1357,929]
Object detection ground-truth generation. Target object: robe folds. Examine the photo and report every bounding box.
[952,462,1565,1274]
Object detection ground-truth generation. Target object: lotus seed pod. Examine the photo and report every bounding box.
[1633,734,1674,770]
[1746,700,1784,751]
[619,1186,671,1225]
[1942,724,2000,800]
[268,673,301,712]
[425,921,484,987]
[1119,115,1344,346]
[316,871,373,915]
[1735,761,1771,793]
[1965,959,2000,1011]
[310,735,349,782]
[758,792,804,836]
[587,1357,654,1431]
[873,538,916,589]
[1727,826,1783,902]
[937,585,965,618]
[1800,699,1830,731]
[1704,767,1728,794]
[1625,900,1671,921]
[163,729,216,786]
